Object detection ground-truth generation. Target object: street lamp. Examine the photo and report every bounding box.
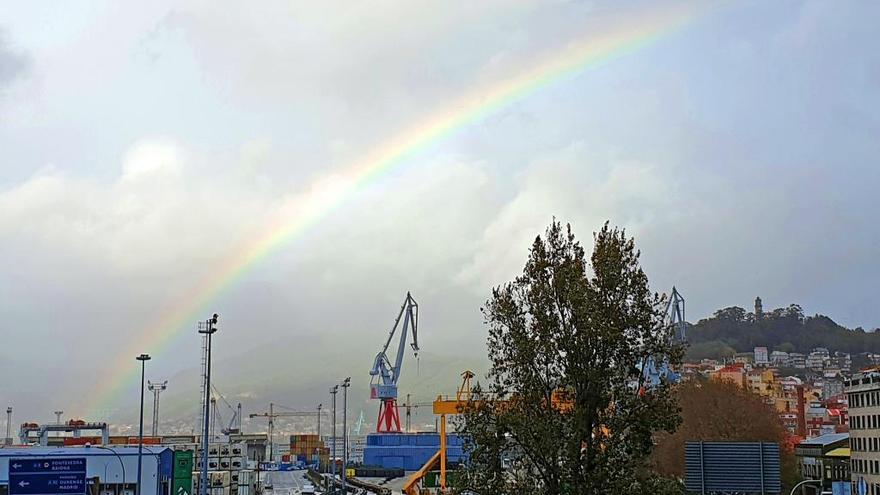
[135,353,151,495]
[329,385,338,494]
[341,377,351,495]
[89,445,126,488]
[198,314,218,495]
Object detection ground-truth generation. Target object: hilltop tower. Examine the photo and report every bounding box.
[755,297,763,321]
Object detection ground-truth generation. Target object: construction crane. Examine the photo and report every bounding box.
[209,385,242,436]
[353,410,365,436]
[249,403,328,462]
[370,292,419,433]
[222,403,242,435]
[397,394,430,432]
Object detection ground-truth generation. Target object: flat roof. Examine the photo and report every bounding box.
[799,433,849,446]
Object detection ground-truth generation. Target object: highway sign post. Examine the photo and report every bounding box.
[9,458,87,495]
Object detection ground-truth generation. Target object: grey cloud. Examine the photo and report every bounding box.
[1,0,879,425]
[0,29,28,87]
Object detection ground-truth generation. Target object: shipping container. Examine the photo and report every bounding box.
[63,437,103,446]
[364,433,468,471]
[128,436,162,445]
[162,435,196,444]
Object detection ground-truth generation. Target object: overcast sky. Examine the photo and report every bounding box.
[1,1,879,422]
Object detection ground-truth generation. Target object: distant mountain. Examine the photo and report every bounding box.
[107,334,487,435]
[686,302,880,361]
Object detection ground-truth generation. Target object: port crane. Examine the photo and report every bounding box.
[639,286,686,390]
[370,292,420,433]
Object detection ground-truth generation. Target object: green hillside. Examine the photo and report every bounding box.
[687,303,880,360]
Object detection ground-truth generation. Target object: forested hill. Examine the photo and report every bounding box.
[686,303,880,359]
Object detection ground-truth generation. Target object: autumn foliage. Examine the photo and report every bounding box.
[651,378,799,488]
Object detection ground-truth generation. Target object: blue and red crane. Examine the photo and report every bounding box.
[369,292,420,433]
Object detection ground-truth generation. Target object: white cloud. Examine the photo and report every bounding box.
[456,143,678,290]
[120,139,182,181]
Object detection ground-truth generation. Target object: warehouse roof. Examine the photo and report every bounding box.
[799,433,849,446]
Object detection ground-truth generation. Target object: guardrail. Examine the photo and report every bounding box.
[305,469,391,495]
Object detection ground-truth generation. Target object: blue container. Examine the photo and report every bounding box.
[364,433,468,470]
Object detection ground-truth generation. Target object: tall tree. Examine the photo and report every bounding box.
[457,220,683,494]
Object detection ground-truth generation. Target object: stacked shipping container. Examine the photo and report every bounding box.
[289,434,329,465]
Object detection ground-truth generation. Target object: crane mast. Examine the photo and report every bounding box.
[370,292,419,433]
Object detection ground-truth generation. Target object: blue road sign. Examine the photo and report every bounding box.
[9,458,86,495]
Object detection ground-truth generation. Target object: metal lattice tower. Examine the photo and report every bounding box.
[197,322,208,435]
[148,380,168,436]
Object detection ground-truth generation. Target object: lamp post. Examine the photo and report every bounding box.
[317,403,322,439]
[788,479,821,495]
[198,314,218,495]
[329,385,338,494]
[6,407,12,446]
[90,445,126,488]
[341,377,351,495]
[135,353,151,495]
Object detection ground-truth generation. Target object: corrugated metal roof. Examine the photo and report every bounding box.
[799,433,849,446]
[685,442,781,494]
[0,446,170,457]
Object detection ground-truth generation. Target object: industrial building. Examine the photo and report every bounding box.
[0,446,173,495]
[794,433,850,495]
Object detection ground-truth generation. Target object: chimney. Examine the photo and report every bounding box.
[796,384,807,438]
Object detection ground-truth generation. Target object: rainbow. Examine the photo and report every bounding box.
[86,3,705,417]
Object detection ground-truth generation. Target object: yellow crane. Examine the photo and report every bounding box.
[403,371,474,495]
[403,372,581,494]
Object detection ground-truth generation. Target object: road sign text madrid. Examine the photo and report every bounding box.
[9,458,87,495]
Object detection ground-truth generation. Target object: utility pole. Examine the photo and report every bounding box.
[198,313,219,495]
[237,403,242,433]
[148,380,168,437]
[211,397,218,440]
[342,377,351,494]
[317,404,322,439]
[269,403,274,462]
[135,353,151,495]
[330,386,338,494]
[6,407,12,446]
